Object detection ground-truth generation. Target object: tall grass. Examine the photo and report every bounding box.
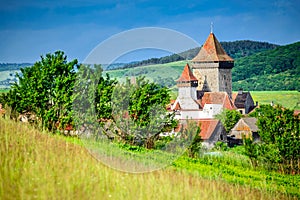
[0,118,297,199]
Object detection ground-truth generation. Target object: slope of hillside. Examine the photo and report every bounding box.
[119,40,278,70]
[232,42,300,91]
[105,42,299,92]
[1,117,299,199]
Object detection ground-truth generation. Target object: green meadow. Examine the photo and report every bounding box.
[1,117,299,199]
[250,91,300,110]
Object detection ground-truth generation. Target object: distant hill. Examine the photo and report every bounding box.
[232,41,300,91]
[117,40,278,70]
[105,41,300,91]
[0,63,32,72]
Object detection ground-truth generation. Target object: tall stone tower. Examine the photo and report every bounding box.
[176,63,199,110]
[191,32,234,98]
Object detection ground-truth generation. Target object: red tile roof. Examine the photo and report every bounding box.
[192,33,234,62]
[174,119,220,140]
[177,63,198,82]
[198,119,219,140]
[201,92,236,110]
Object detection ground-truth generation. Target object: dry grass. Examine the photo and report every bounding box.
[0,118,293,200]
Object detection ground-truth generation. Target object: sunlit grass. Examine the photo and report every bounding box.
[0,118,298,199]
[250,90,300,109]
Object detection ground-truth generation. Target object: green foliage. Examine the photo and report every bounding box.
[111,76,176,148]
[245,104,300,174]
[216,109,242,133]
[4,51,78,130]
[214,141,229,151]
[95,69,118,120]
[178,120,202,158]
[232,42,300,91]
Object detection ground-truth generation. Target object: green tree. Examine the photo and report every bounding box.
[5,51,78,130]
[246,104,300,174]
[111,76,176,148]
[178,120,202,158]
[216,109,242,133]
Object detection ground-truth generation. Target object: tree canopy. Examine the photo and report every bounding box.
[245,104,300,174]
[3,51,78,130]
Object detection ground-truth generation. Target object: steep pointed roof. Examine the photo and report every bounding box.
[177,63,198,82]
[192,33,234,62]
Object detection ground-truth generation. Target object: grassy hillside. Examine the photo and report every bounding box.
[1,118,299,199]
[250,91,300,109]
[232,42,300,91]
[119,40,278,70]
[105,42,300,93]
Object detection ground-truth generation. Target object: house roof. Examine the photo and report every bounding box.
[174,119,221,140]
[173,101,181,110]
[177,63,198,82]
[241,117,258,132]
[198,119,220,140]
[232,92,249,108]
[201,92,236,110]
[192,33,234,62]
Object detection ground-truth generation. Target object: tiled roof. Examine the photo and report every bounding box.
[198,119,219,140]
[174,119,220,140]
[242,117,258,132]
[232,92,249,108]
[192,33,234,62]
[177,63,198,82]
[173,101,181,110]
[201,92,236,110]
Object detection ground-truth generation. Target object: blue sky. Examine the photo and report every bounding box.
[0,0,299,63]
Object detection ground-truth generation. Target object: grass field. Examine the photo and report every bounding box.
[250,91,300,110]
[1,117,299,199]
[0,89,9,93]
[104,61,186,83]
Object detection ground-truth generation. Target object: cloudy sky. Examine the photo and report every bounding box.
[0,0,299,63]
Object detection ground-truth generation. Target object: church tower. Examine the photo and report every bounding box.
[191,32,234,98]
[176,63,199,110]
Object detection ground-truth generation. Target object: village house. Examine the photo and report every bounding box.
[228,117,259,147]
[232,89,257,114]
[171,31,256,147]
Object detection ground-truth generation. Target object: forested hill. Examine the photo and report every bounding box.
[119,40,278,70]
[232,41,300,91]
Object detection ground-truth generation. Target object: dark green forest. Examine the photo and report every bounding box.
[232,42,300,91]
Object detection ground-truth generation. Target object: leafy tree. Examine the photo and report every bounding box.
[73,64,118,140]
[216,109,242,133]
[5,51,78,130]
[111,76,176,148]
[178,120,202,158]
[245,104,300,174]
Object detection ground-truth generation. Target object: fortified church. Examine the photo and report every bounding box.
[171,30,256,147]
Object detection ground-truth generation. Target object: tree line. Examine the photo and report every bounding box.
[114,40,278,70]
[0,51,178,149]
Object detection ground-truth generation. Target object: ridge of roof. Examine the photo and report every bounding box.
[192,33,234,62]
[201,92,236,110]
[177,63,198,82]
